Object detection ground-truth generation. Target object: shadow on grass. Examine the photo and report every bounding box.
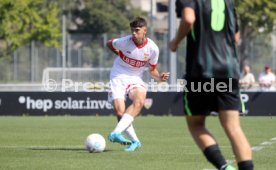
[28,147,112,153]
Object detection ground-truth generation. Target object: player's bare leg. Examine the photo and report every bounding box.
[112,87,146,132]
[219,110,253,169]
[186,116,217,149]
[109,87,145,150]
[112,98,140,143]
[108,99,131,145]
[186,116,234,169]
[113,98,125,120]
[109,87,145,151]
[126,87,146,117]
[124,87,145,151]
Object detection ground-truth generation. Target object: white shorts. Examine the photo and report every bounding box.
[108,76,147,102]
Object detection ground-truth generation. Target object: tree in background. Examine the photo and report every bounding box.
[236,0,276,71]
[0,0,61,57]
[60,0,145,69]
[66,0,144,35]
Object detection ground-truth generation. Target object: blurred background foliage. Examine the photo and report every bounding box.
[0,0,275,82]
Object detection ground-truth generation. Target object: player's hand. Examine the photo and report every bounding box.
[160,72,170,81]
[169,39,178,52]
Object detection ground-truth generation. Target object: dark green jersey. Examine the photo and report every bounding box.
[177,0,240,79]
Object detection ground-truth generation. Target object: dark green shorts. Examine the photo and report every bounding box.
[183,78,241,116]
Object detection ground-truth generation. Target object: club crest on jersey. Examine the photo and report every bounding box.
[144,53,150,60]
[144,98,153,109]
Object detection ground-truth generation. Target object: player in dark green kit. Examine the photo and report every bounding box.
[170,0,254,170]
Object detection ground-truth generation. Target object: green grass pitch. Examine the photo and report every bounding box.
[0,116,275,170]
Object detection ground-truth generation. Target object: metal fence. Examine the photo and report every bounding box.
[0,32,276,91]
[0,32,186,83]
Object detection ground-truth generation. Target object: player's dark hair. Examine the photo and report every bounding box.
[130,17,147,28]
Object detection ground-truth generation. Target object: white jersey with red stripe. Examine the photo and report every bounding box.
[110,35,159,79]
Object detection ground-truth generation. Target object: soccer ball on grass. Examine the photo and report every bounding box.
[85,133,106,153]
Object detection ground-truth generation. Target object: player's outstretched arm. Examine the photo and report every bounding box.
[169,7,195,52]
[106,39,120,56]
[148,66,170,82]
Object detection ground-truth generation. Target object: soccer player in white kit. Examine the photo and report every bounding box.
[106,17,170,151]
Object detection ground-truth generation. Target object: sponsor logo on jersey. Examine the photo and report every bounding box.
[119,51,147,68]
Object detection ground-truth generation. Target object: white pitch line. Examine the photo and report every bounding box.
[226,159,235,164]
[252,138,276,152]
[260,141,274,146]
[251,146,264,152]
[271,137,276,141]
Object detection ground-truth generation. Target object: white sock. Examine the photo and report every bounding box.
[124,124,139,142]
[113,113,134,133]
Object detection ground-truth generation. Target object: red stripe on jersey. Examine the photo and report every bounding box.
[149,63,158,70]
[109,39,117,52]
[132,37,148,49]
[118,51,147,68]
